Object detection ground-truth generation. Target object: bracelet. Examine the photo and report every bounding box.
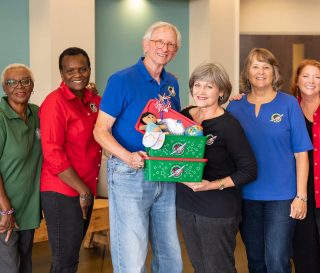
[295,195,308,202]
[217,179,225,191]
[0,208,15,216]
[79,192,92,201]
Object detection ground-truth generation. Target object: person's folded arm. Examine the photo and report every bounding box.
[39,100,72,175]
[225,119,258,187]
[183,117,257,193]
[93,110,146,169]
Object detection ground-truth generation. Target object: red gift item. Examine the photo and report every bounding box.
[135,99,197,134]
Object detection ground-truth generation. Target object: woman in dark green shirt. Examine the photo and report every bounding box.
[0,63,42,273]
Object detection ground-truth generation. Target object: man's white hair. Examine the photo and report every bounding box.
[143,21,181,49]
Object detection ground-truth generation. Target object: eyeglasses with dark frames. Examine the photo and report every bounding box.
[149,39,178,52]
[5,79,33,88]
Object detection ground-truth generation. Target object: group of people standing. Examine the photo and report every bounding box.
[0,20,319,273]
[0,48,101,273]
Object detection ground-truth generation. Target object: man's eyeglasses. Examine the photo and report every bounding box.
[149,39,178,52]
[5,79,33,88]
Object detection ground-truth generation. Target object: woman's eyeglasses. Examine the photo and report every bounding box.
[5,79,33,88]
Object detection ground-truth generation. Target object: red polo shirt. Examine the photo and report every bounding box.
[312,106,320,207]
[298,96,320,207]
[39,82,101,196]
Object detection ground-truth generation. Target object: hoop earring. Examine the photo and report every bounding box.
[219,95,224,101]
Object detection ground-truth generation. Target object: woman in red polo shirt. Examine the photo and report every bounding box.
[292,59,320,273]
[39,47,101,273]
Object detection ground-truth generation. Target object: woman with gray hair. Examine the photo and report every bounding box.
[0,63,41,273]
[176,63,257,273]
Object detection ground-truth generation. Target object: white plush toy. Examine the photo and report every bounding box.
[158,118,185,135]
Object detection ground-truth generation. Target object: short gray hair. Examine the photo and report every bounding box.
[189,63,232,105]
[143,21,181,49]
[1,63,34,86]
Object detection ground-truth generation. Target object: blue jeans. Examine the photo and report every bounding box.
[41,192,93,273]
[107,156,182,273]
[240,199,296,273]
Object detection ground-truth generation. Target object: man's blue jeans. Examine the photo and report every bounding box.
[240,199,296,273]
[107,156,182,273]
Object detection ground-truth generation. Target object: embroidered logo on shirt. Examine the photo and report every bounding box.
[168,86,176,97]
[206,134,217,145]
[89,102,98,113]
[35,128,41,139]
[270,113,283,123]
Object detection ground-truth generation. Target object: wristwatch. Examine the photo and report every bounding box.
[218,180,225,191]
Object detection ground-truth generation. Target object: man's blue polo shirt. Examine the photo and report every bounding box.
[227,92,312,200]
[100,58,181,152]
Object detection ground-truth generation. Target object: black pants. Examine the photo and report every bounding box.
[177,208,239,273]
[41,192,93,273]
[293,204,320,273]
[0,229,34,273]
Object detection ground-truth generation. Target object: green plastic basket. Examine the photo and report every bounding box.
[146,135,207,159]
[144,156,207,182]
[144,135,208,182]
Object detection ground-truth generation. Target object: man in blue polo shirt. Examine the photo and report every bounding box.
[94,21,182,273]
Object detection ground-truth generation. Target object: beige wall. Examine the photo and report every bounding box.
[189,0,240,99]
[189,0,320,101]
[29,0,95,105]
[29,0,319,105]
[241,0,320,34]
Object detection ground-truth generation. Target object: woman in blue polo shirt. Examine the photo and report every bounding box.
[228,48,312,273]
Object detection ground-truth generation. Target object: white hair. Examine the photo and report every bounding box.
[1,63,34,86]
[143,21,181,49]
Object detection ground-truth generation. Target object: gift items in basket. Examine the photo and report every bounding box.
[135,97,208,182]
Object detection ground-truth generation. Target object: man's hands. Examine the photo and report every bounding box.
[128,151,147,169]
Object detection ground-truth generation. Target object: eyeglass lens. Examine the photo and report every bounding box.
[6,79,32,88]
[152,40,177,51]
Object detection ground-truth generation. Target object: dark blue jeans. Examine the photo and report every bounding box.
[240,199,296,273]
[41,192,93,273]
